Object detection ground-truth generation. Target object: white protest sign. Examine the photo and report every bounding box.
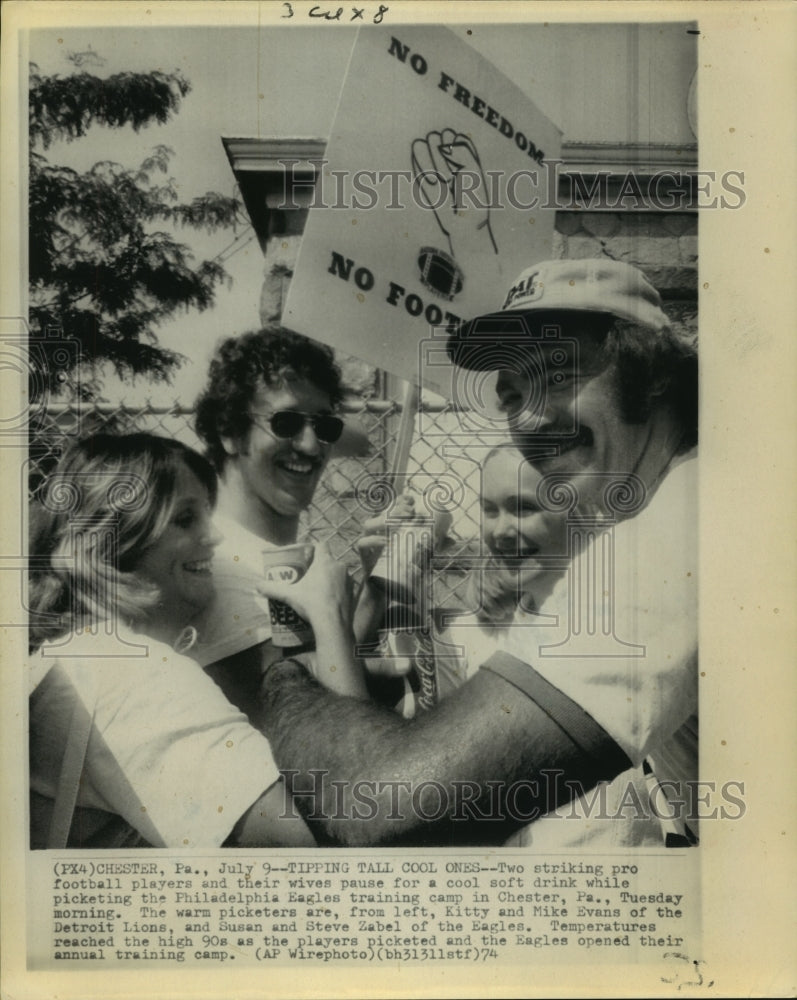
[284,26,562,396]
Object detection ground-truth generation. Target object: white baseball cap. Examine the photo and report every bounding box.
[449,258,671,369]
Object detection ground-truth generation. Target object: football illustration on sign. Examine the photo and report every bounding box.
[411,127,499,255]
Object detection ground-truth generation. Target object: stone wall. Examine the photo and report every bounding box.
[553,210,697,339]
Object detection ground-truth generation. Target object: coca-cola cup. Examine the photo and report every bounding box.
[383,627,439,712]
[369,523,430,605]
[261,543,315,648]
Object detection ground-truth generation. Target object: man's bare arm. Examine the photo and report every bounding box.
[256,657,631,847]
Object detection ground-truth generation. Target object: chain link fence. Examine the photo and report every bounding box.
[29,394,502,614]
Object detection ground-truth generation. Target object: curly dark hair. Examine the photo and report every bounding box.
[603,318,698,451]
[194,326,344,472]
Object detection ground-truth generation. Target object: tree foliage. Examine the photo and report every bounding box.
[29,58,244,399]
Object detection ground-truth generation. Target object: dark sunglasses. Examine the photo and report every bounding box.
[250,409,344,444]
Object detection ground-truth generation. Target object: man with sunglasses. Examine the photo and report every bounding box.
[190,326,349,697]
[196,326,345,547]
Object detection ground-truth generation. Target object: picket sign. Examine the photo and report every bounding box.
[284,25,561,399]
[284,27,562,705]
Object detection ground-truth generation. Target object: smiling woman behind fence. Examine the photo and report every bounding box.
[27,432,314,850]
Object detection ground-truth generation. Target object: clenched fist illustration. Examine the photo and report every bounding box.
[411,128,498,259]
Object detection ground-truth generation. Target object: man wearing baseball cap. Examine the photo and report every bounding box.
[256,259,698,848]
[449,258,696,516]
[447,258,698,847]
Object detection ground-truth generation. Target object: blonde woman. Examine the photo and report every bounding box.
[28,433,352,849]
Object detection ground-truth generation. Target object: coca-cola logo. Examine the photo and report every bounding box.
[412,631,438,710]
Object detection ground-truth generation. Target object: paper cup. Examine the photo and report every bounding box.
[261,543,315,647]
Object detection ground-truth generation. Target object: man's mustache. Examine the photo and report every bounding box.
[511,425,593,445]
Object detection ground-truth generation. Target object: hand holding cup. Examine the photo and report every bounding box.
[363,493,453,605]
[257,542,354,647]
[356,490,417,576]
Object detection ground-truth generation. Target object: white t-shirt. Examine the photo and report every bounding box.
[190,513,275,668]
[29,626,281,848]
[509,452,698,764]
[441,453,699,848]
[434,615,509,697]
[433,587,561,698]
